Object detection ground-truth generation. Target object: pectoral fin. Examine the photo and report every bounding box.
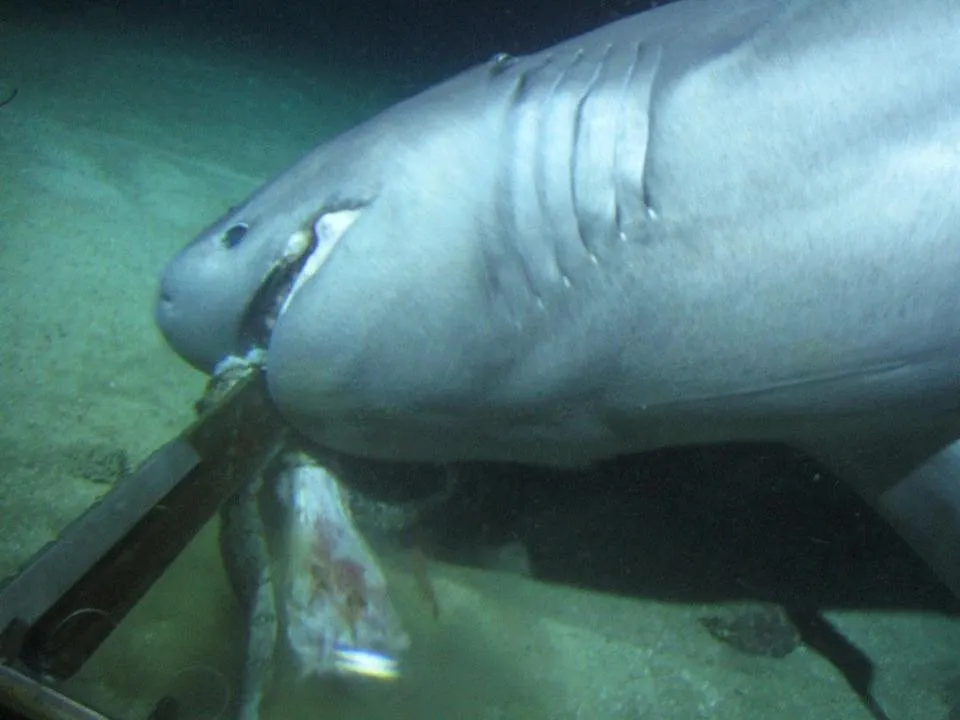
[808,424,960,598]
[875,441,960,598]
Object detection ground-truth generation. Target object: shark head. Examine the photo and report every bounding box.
[155,124,385,373]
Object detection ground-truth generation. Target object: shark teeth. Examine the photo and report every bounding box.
[238,208,362,353]
[238,229,317,352]
[279,209,361,319]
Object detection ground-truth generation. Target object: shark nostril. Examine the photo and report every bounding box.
[158,277,175,304]
[157,274,178,309]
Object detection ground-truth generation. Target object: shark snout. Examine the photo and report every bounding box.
[154,255,243,372]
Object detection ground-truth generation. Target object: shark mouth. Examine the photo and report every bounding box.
[238,208,363,353]
[240,228,318,352]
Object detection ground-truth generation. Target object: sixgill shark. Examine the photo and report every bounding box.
[156,0,960,595]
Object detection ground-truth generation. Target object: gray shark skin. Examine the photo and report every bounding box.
[157,0,960,594]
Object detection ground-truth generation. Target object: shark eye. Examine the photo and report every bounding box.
[220,223,249,249]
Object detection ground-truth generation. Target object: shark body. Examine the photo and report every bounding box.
[157,0,960,594]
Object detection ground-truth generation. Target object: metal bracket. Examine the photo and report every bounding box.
[0,366,289,718]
